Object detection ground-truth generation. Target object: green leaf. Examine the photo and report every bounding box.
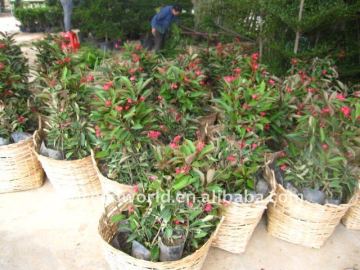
[111,214,126,223]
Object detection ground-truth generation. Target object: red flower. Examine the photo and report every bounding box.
[321,107,331,114]
[173,135,182,144]
[204,203,212,213]
[128,206,134,213]
[116,106,123,112]
[223,75,236,83]
[95,126,101,138]
[169,142,178,149]
[86,74,94,82]
[138,96,145,102]
[307,88,316,93]
[195,70,202,76]
[103,81,113,91]
[105,100,112,107]
[251,63,259,71]
[0,43,6,49]
[133,185,139,193]
[147,130,161,140]
[251,94,258,100]
[322,144,329,151]
[187,201,194,208]
[280,164,287,171]
[227,155,236,162]
[129,68,136,75]
[0,62,5,70]
[125,105,130,110]
[157,95,163,101]
[174,220,181,225]
[243,103,251,110]
[149,175,157,181]
[268,79,275,86]
[341,106,351,117]
[260,112,266,117]
[132,53,140,63]
[322,70,327,75]
[264,123,270,131]
[251,52,259,61]
[286,86,292,93]
[336,93,346,101]
[175,165,191,175]
[130,76,136,81]
[170,83,178,89]
[64,57,71,63]
[196,141,205,152]
[233,68,241,74]
[246,127,252,132]
[17,116,25,124]
[238,140,246,149]
[127,98,133,104]
[251,143,257,150]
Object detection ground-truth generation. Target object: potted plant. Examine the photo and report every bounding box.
[33,56,101,199]
[0,32,44,193]
[98,138,222,269]
[267,59,359,247]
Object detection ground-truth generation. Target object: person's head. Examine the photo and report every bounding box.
[172,5,182,16]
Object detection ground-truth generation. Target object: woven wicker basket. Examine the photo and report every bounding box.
[267,183,354,248]
[342,179,360,230]
[0,134,44,193]
[212,165,276,253]
[99,202,223,270]
[33,130,101,199]
[91,150,134,205]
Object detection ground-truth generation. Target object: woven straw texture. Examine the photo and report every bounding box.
[212,165,276,253]
[99,202,223,270]
[33,131,101,199]
[0,134,44,193]
[267,183,353,248]
[342,179,360,230]
[91,150,134,206]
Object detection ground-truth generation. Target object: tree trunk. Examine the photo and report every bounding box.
[294,0,305,54]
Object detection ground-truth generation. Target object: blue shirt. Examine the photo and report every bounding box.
[151,6,176,34]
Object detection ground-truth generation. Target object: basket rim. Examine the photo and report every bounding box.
[0,134,33,151]
[275,182,355,209]
[99,210,224,267]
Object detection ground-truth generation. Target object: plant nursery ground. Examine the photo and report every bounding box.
[0,181,359,270]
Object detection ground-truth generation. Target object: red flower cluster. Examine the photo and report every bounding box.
[132,53,140,63]
[175,165,191,175]
[223,75,236,83]
[17,115,25,124]
[196,141,205,152]
[203,203,212,213]
[170,135,182,149]
[251,52,259,72]
[95,125,101,138]
[147,130,161,140]
[341,106,351,118]
[103,81,113,91]
[105,100,112,107]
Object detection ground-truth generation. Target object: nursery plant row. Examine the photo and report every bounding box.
[0,32,359,269]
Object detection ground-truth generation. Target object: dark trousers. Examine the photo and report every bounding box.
[153,30,165,51]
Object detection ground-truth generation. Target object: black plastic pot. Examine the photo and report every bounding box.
[131,240,151,261]
[99,41,113,52]
[159,237,185,262]
[302,188,326,205]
